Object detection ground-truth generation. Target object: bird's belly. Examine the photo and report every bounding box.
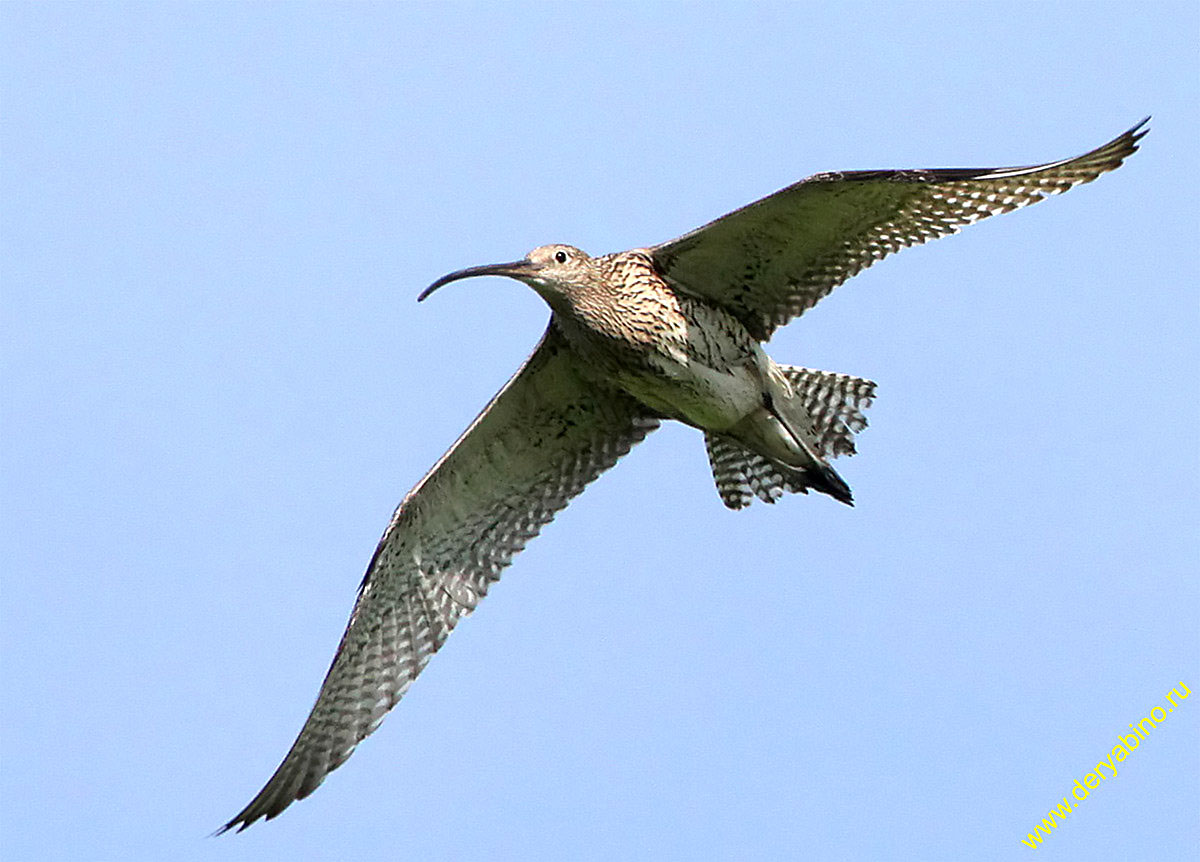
[614,355,761,432]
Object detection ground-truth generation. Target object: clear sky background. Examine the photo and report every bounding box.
[3,4,1197,860]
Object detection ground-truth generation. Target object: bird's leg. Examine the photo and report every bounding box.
[725,390,854,506]
[725,397,813,471]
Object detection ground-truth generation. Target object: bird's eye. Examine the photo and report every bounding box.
[554,250,568,264]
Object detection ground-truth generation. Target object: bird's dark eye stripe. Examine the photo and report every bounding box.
[555,250,568,263]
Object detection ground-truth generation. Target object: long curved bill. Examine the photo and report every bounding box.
[418,258,543,302]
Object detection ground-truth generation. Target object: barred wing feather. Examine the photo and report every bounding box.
[221,323,659,831]
[652,120,1147,340]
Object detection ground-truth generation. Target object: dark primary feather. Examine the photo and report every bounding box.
[220,324,658,832]
[652,119,1148,340]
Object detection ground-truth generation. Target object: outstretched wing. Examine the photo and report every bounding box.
[221,323,659,831]
[652,120,1147,340]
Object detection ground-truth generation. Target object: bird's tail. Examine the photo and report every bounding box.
[704,367,876,510]
[778,365,876,458]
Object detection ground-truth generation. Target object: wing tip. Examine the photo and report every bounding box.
[1125,115,1151,153]
[1101,116,1150,164]
[213,809,260,837]
[216,774,317,835]
[215,744,334,835]
[214,791,285,836]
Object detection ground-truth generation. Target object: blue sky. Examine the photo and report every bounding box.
[3,3,1196,860]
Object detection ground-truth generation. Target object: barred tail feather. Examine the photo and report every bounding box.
[704,367,875,510]
[779,366,876,457]
[704,432,803,509]
[704,432,854,508]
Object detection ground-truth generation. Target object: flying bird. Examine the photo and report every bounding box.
[221,120,1146,831]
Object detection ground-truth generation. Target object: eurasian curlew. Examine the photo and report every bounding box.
[221,120,1146,831]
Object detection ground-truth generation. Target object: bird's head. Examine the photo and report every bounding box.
[419,244,596,306]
